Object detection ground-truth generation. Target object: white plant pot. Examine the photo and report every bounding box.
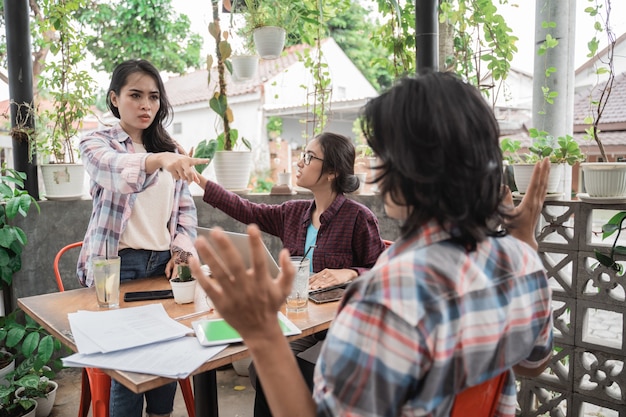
[16,380,58,417]
[231,55,259,80]
[213,151,253,191]
[170,278,197,304]
[581,162,626,197]
[232,357,253,377]
[10,396,38,417]
[253,26,286,59]
[513,163,563,194]
[0,356,15,387]
[40,163,85,200]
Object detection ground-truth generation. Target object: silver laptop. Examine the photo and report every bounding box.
[196,227,281,278]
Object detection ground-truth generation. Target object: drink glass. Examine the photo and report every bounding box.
[286,256,310,312]
[92,256,121,308]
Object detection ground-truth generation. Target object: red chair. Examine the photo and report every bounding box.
[54,242,196,417]
[450,372,507,417]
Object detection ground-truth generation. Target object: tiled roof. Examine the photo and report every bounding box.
[165,41,318,107]
[573,71,626,126]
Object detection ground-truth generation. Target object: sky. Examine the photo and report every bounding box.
[2,1,626,100]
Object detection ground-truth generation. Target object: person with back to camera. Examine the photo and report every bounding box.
[196,131,386,416]
[77,59,208,417]
[190,71,554,417]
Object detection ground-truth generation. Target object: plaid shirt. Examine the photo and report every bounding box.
[314,220,553,417]
[203,181,385,274]
[76,124,198,287]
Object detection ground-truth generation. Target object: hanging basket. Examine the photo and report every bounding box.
[253,26,286,60]
[231,54,259,81]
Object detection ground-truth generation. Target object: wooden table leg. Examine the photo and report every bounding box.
[193,370,219,417]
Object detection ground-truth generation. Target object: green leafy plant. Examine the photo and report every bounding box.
[528,128,585,165]
[0,165,40,287]
[595,211,626,275]
[0,311,63,374]
[581,0,615,162]
[266,116,283,139]
[500,137,522,164]
[36,0,97,164]
[194,0,251,164]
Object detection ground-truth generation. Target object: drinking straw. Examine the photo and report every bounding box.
[299,245,316,272]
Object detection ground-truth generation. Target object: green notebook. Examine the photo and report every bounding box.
[192,312,301,346]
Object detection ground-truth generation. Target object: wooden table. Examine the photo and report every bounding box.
[17,277,339,417]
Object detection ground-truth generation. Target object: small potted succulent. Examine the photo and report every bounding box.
[169,265,197,304]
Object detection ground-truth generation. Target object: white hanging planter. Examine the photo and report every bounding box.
[231,54,259,81]
[213,151,253,191]
[580,162,626,197]
[40,163,85,201]
[169,278,197,304]
[253,26,286,59]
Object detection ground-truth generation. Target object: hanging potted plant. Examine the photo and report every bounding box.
[193,0,252,191]
[35,0,97,201]
[235,0,300,60]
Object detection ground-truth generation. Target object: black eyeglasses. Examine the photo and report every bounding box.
[300,152,324,166]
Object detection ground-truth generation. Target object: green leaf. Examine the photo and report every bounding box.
[595,250,615,268]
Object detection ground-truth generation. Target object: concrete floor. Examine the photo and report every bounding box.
[50,364,255,417]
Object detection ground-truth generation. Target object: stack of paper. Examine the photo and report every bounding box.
[62,304,226,379]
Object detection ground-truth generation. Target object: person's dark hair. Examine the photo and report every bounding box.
[316,132,359,194]
[361,71,504,249]
[106,59,176,153]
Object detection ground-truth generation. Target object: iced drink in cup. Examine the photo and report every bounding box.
[286,257,310,312]
[92,256,121,308]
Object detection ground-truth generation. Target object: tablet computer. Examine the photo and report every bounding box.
[308,282,349,304]
[192,312,301,346]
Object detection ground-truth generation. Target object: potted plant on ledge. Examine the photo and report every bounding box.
[193,0,252,191]
[35,0,97,201]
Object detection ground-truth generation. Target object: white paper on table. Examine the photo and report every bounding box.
[62,336,227,379]
[68,304,192,354]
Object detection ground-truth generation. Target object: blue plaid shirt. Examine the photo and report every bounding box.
[314,220,553,417]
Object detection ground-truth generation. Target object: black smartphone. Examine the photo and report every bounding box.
[308,282,349,304]
[123,290,174,302]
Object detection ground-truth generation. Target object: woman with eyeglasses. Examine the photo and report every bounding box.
[196,131,385,417]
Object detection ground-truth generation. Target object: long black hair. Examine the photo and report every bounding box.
[106,59,176,153]
[315,132,359,195]
[361,71,504,249]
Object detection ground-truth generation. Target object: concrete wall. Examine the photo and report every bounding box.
[9,194,401,310]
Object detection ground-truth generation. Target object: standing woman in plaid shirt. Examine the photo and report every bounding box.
[197,132,386,416]
[77,59,208,417]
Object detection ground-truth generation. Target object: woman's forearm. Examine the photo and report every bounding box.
[246,325,316,417]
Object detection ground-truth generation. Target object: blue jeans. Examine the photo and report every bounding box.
[119,248,171,281]
[110,380,177,417]
[110,248,175,417]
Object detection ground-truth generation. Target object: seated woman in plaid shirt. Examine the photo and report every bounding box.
[197,131,386,416]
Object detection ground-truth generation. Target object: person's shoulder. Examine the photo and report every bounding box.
[81,124,123,142]
[342,196,377,217]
